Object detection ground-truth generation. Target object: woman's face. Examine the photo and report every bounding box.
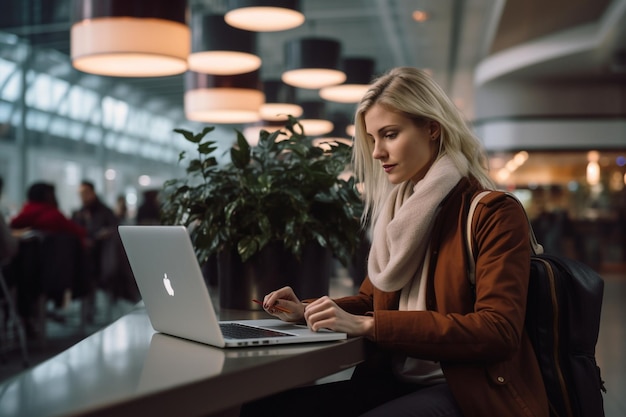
[364,103,439,184]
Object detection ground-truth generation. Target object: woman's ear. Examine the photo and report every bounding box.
[429,121,441,140]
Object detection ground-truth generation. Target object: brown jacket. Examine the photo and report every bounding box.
[335,178,549,417]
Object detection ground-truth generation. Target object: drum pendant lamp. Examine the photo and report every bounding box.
[297,101,334,136]
[225,0,305,32]
[319,58,376,103]
[188,13,261,75]
[71,0,189,77]
[185,70,264,124]
[260,80,303,121]
[282,38,346,89]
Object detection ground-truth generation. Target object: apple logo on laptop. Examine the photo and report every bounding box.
[162,273,175,296]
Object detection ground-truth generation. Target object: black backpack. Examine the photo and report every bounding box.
[466,191,606,417]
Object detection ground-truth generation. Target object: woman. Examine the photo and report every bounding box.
[241,67,549,417]
[10,182,86,241]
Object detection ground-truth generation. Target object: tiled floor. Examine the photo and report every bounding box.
[1,267,624,416]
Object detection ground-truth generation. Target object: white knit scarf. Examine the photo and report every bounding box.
[368,155,466,310]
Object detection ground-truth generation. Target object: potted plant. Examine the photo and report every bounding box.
[161,117,364,309]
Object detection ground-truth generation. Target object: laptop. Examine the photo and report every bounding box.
[118,225,347,348]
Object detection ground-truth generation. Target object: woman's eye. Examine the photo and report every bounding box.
[384,132,397,139]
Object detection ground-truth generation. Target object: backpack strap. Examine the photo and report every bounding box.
[466,191,544,285]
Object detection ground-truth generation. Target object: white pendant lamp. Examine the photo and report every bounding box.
[225,0,305,32]
[297,101,334,136]
[260,80,303,121]
[282,38,346,89]
[314,113,354,149]
[185,70,264,124]
[319,58,376,103]
[71,0,189,77]
[188,13,261,75]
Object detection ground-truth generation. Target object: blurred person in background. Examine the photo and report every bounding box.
[8,181,86,329]
[114,194,131,225]
[136,189,161,225]
[72,180,138,311]
[10,182,85,241]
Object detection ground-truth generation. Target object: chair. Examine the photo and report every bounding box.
[4,231,87,349]
[0,267,29,367]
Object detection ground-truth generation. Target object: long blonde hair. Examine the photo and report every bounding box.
[353,67,495,225]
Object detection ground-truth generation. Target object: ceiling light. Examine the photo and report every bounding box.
[225,0,305,32]
[319,57,375,103]
[184,71,264,124]
[412,10,429,22]
[297,101,334,136]
[71,0,189,77]
[315,113,354,147]
[260,80,303,121]
[282,38,346,89]
[188,13,261,75]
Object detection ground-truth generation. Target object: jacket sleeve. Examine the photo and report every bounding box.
[334,276,376,315]
[371,194,531,362]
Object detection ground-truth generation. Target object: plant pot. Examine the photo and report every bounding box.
[217,241,332,310]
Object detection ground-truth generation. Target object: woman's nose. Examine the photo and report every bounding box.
[372,141,385,160]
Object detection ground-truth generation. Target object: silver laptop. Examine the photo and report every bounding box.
[118,225,347,348]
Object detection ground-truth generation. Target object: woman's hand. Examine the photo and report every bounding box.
[262,286,306,323]
[304,296,374,338]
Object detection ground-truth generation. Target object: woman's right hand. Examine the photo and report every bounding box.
[262,286,306,322]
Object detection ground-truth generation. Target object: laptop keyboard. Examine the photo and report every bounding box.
[220,323,293,339]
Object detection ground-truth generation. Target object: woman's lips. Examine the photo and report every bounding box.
[382,164,396,173]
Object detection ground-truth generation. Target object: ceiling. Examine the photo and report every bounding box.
[1,0,625,128]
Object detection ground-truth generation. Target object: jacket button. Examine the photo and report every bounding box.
[497,376,505,383]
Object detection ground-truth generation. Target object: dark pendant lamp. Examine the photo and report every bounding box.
[71,0,189,77]
[282,38,346,89]
[188,13,261,75]
[319,57,376,103]
[260,79,303,121]
[185,70,264,124]
[297,101,334,137]
[225,0,305,32]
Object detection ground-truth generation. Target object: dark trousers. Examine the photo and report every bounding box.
[239,375,463,417]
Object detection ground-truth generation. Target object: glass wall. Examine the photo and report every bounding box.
[1,32,623,271]
[0,33,234,220]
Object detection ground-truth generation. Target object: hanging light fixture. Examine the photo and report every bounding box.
[71,0,189,77]
[313,113,354,149]
[282,38,346,89]
[297,101,334,136]
[260,80,303,121]
[224,0,305,32]
[319,57,376,103]
[185,70,264,124]
[188,13,261,75]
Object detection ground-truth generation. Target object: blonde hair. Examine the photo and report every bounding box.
[353,67,495,225]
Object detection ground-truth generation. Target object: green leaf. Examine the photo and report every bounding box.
[194,126,216,142]
[198,141,218,155]
[174,128,196,142]
[238,236,260,262]
[231,131,251,169]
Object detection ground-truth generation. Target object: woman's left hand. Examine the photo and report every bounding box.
[304,296,374,338]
